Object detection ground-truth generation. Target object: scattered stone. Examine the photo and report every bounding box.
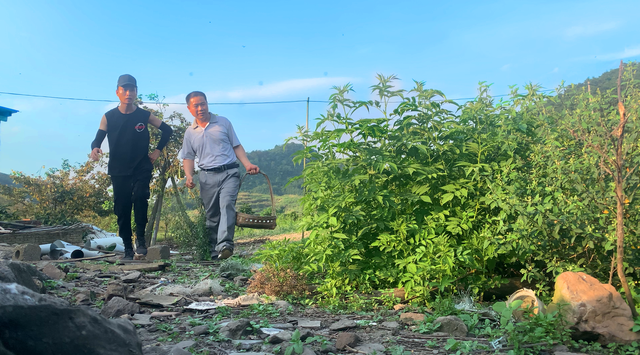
[0,283,68,307]
[185,301,225,310]
[41,263,66,280]
[131,313,153,326]
[74,290,95,305]
[354,343,385,354]
[273,300,292,310]
[299,329,314,341]
[101,296,141,318]
[298,319,322,328]
[138,294,183,307]
[270,323,295,329]
[147,245,170,261]
[336,332,359,350]
[267,330,292,344]
[234,275,249,287]
[329,318,357,331]
[434,315,468,337]
[380,321,400,329]
[552,345,570,353]
[105,282,135,301]
[234,339,263,350]
[121,271,142,283]
[0,304,142,355]
[219,319,253,339]
[300,346,316,355]
[150,311,181,318]
[174,340,196,349]
[393,304,407,311]
[260,328,284,336]
[551,271,640,344]
[192,325,209,336]
[400,312,425,324]
[12,244,41,261]
[169,348,191,355]
[0,261,49,293]
[191,278,224,296]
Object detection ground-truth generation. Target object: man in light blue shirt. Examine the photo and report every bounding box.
[181,91,259,260]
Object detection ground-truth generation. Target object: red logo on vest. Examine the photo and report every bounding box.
[135,123,146,132]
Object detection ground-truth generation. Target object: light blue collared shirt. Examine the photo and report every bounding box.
[180,113,241,169]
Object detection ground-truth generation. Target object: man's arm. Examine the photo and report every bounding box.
[148,114,174,164]
[90,115,108,161]
[233,145,259,174]
[183,159,196,188]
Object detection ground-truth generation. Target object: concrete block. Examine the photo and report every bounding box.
[146,245,170,261]
[12,244,41,261]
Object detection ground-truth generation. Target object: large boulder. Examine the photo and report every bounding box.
[0,261,49,293]
[0,283,68,307]
[551,271,640,344]
[0,304,142,355]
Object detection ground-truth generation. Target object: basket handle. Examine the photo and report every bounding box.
[237,171,277,217]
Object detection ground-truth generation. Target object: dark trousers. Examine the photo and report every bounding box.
[110,170,152,250]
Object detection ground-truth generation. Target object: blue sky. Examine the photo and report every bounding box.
[2,0,640,175]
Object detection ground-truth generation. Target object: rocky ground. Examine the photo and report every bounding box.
[0,239,620,355]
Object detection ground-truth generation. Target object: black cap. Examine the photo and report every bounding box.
[117,74,137,88]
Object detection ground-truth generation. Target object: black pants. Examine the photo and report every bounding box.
[110,170,152,250]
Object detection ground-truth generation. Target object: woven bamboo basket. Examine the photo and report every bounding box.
[235,172,277,229]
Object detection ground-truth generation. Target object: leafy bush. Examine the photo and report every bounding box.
[279,71,640,301]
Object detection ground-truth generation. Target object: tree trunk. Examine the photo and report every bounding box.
[170,175,196,231]
[151,185,165,246]
[614,60,637,317]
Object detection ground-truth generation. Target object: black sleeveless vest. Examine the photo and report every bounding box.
[105,106,152,176]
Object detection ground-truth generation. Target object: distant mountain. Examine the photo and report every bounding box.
[0,172,18,187]
[238,143,304,195]
[570,62,640,94]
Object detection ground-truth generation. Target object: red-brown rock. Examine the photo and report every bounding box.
[551,271,640,344]
[399,312,425,324]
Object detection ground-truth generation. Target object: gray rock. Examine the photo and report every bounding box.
[228,353,273,355]
[381,321,400,329]
[192,325,209,336]
[354,343,385,354]
[0,283,68,307]
[336,332,359,350]
[191,278,224,296]
[174,340,196,349]
[329,319,357,331]
[0,304,142,355]
[0,261,49,293]
[121,271,141,283]
[299,329,314,341]
[273,300,292,310]
[301,346,316,355]
[319,344,337,354]
[298,320,322,328]
[100,296,141,318]
[131,313,153,326]
[434,315,468,337]
[234,339,263,350]
[234,275,249,287]
[105,282,135,301]
[270,323,295,329]
[267,330,292,343]
[219,319,253,339]
[169,348,191,355]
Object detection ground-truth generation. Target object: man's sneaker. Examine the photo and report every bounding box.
[122,249,135,260]
[135,246,147,256]
[219,247,233,260]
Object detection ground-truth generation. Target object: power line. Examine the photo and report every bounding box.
[0,89,556,105]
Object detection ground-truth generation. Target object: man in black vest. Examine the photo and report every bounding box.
[90,74,173,260]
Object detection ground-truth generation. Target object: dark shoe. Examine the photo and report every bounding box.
[122,249,135,260]
[219,247,233,260]
[135,236,148,255]
[135,245,147,256]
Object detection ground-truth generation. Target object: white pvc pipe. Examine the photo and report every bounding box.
[84,237,125,252]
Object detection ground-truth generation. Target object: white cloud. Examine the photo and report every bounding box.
[501,64,511,71]
[592,45,640,61]
[564,22,620,40]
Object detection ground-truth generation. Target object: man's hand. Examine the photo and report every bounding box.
[186,175,196,189]
[245,163,260,175]
[149,149,161,164]
[90,148,102,161]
